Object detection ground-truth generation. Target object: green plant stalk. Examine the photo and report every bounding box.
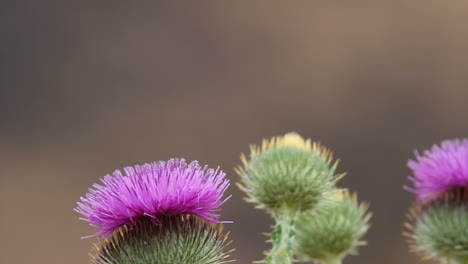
[323,255,342,264]
[264,207,298,264]
[448,257,468,264]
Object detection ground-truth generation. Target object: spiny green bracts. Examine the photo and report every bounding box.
[295,189,371,264]
[236,132,342,264]
[91,215,232,264]
[406,190,468,264]
[236,132,341,214]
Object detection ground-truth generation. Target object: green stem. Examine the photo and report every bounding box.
[448,257,468,264]
[264,207,298,264]
[323,255,342,264]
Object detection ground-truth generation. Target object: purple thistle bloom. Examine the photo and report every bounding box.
[75,158,231,237]
[406,139,468,201]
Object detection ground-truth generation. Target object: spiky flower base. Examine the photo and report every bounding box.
[406,187,468,264]
[91,214,231,264]
[407,204,468,264]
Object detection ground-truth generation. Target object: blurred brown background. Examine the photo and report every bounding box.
[2,1,468,263]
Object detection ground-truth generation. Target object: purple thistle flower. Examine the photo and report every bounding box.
[75,158,231,237]
[406,139,468,201]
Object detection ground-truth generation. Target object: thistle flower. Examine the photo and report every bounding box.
[295,189,371,264]
[75,158,232,264]
[405,139,468,264]
[236,132,340,214]
[75,158,231,237]
[407,139,468,202]
[91,214,232,264]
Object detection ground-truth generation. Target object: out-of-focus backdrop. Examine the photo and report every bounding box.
[2,1,468,263]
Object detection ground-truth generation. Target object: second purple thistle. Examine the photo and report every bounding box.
[406,139,468,202]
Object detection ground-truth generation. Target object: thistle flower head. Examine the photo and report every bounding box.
[407,139,468,201]
[236,132,340,214]
[75,158,231,237]
[91,214,232,264]
[406,201,468,263]
[295,189,371,263]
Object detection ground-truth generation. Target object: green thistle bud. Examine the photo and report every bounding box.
[295,189,371,264]
[406,189,468,264]
[91,215,232,264]
[236,132,341,215]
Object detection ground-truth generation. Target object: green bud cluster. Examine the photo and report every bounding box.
[236,133,369,264]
